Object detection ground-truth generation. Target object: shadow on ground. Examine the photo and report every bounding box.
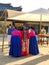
[21,55,49,65]
[0,42,49,65]
[0,52,49,65]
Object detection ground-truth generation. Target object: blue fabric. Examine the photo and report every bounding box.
[8,28,12,35]
[9,36,21,57]
[8,28,15,35]
[29,36,39,55]
[11,28,15,32]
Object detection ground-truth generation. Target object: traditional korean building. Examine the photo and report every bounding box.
[0,3,22,20]
[0,3,22,11]
[0,3,22,33]
[8,8,49,34]
[30,8,49,34]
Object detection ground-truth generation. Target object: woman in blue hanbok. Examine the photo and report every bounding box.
[29,27,39,55]
[9,28,21,57]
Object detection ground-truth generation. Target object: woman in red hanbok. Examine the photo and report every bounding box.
[21,27,29,56]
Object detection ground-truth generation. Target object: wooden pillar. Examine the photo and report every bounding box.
[40,14,42,33]
[2,10,7,52]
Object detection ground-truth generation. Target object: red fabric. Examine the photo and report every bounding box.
[21,41,28,56]
[20,30,29,56]
[23,30,29,39]
[26,30,29,39]
[20,30,23,39]
[20,30,23,45]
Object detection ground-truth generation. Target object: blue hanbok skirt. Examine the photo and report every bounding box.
[29,36,39,55]
[9,36,21,57]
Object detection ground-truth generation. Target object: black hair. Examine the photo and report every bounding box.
[29,26,35,30]
[31,27,35,30]
[15,27,18,29]
[18,26,23,30]
[9,24,11,26]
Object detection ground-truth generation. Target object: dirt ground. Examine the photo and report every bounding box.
[0,41,49,65]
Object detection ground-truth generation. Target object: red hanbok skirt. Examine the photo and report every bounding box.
[21,40,29,56]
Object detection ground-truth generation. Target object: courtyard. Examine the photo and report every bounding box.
[0,38,49,65]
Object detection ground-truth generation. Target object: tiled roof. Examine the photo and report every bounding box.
[0,3,22,11]
[31,8,49,14]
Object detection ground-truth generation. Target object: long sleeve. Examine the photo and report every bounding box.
[29,30,35,38]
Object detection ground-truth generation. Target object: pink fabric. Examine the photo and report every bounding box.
[29,30,35,38]
[12,29,21,36]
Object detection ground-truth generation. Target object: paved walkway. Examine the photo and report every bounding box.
[0,41,49,65]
